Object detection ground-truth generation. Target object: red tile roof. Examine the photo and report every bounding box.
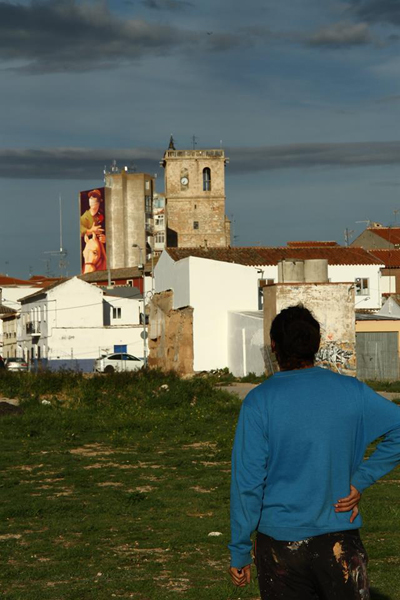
[367,227,400,245]
[287,241,339,247]
[369,249,400,267]
[0,274,40,286]
[166,246,383,266]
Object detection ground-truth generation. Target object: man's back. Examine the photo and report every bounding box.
[229,366,400,565]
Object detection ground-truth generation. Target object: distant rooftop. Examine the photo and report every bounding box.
[369,249,400,267]
[366,227,400,245]
[0,274,41,287]
[287,241,339,248]
[165,245,383,266]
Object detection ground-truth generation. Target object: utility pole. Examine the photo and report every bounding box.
[132,244,147,366]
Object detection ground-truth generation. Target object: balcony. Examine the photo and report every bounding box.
[26,322,41,336]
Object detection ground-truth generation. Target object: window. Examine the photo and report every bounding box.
[145,180,150,190]
[127,279,133,287]
[154,197,164,209]
[355,278,369,296]
[112,307,122,319]
[193,221,199,230]
[155,214,164,227]
[155,231,165,244]
[145,195,152,213]
[203,167,211,191]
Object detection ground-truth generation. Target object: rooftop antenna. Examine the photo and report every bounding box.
[393,209,400,224]
[356,219,371,228]
[344,228,354,247]
[44,193,68,277]
[192,135,197,150]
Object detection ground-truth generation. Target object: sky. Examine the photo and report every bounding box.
[3,0,400,278]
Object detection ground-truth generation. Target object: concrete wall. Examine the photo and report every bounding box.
[264,283,356,376]
[228,311,264,377]
[351,230,391,250]
[148,290,194,374]
[105,172,154,269]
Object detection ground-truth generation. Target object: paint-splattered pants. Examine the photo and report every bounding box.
[255,529,369,599]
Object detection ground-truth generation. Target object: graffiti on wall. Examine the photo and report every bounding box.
[316,342,355,374]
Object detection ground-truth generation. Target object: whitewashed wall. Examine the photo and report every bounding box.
[104,295,142,326]
[329,265,381,310]
[188,257,261,371]
[228,311,264,377]
[380,274,396,296]
[48,326,144,362]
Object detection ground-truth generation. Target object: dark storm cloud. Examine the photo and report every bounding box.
[0,0,229,73]
[306,21,374,47]
[141,0,194,11]
[0,148,162,179]
[3,142,400,179]
[241,22,375,48]
[350,0,400,26]
[228,141,400,173]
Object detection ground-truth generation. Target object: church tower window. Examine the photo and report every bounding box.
[203,167,211,191]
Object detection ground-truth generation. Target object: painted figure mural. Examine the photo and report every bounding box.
[80,188,107,274]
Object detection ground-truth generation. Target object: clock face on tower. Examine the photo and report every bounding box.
[180,176,189,186]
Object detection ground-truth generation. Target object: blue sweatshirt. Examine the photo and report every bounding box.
[229,367,400,568]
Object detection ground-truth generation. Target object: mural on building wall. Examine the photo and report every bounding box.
[316,341,355,375]
[79,187,107,274]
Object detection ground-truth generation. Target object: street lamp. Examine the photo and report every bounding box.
[132,244,147,366]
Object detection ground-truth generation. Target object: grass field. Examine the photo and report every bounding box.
[0,371,399,600]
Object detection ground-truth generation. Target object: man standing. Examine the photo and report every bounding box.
[229,305,400,599]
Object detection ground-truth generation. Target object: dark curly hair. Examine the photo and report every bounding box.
[270,305,321,371]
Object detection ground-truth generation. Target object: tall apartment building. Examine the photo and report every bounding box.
[153,193,166,256]
[104,168,154,268]
[161,138,230,248]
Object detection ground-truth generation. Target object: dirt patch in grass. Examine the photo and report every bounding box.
[69,443,116,457]
[182,442,217,450]
[190,486,215,494]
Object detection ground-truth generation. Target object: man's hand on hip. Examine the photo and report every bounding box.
[334,485,361,523]
[229,564,251,587]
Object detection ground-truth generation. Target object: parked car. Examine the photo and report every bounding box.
[94,353,144,374]
[5,357,29,372]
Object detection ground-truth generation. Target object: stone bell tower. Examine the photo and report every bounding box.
[161,136,231,248]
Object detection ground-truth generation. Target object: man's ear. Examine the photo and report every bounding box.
[271,340,276,353]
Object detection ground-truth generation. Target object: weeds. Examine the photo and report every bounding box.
[0,370,399,599]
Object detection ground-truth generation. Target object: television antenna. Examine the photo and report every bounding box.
[344,228,354,246]
[44,194,68,277]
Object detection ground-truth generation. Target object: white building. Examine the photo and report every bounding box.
[154,245,385,374]
[0,275,44,356]
[19,277,144,371]
[155,251,262,373]
[153,193,166,256]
